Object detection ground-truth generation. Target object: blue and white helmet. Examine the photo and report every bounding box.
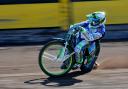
[86,11,106,27]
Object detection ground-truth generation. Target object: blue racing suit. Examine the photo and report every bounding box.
[69,20,105,64]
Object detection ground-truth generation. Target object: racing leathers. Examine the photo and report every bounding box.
[69,20,105,64]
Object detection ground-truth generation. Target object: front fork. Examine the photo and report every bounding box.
[57,41,75,62]
[57,42,67,60]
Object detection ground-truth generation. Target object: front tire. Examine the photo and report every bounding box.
[38,40,75,77]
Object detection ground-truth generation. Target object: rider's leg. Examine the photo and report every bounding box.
[60,39,86,69]
[74,40,88,64]
[86,42,99,69]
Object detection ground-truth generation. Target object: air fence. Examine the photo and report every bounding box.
[0,0,128,46]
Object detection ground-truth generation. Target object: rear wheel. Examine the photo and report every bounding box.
[38,40,75,77]
[80,40,100,73]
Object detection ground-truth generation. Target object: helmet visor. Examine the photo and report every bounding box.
[87,14,99,26]
[91,19,100,26]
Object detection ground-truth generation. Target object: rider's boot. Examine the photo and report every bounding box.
[93,61,100,69]
[86,55,100,69]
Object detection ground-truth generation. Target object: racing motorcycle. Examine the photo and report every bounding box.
[38,27,100,77]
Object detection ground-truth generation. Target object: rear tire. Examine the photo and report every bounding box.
[80,40,100,73]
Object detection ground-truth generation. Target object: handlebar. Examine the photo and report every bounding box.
[64,26,83,42]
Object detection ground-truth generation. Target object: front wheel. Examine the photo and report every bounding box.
[38,40,75,77]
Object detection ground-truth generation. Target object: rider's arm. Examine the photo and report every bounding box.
[70,21,89,29]
[78,24,105,42]
[79,26,95,41]
[92,32,102,40]
[69,21,89,34]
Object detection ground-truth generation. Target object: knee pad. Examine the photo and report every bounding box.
[75,46,81,53]
[75,40,87,53]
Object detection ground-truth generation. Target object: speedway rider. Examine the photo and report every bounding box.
[62,11,106,70]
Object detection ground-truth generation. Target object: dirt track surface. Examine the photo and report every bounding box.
[0,42,128,89]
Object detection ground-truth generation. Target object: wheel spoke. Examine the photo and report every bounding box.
[43,52,57,61]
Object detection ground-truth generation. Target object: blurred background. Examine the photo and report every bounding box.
[0,0,128,46]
